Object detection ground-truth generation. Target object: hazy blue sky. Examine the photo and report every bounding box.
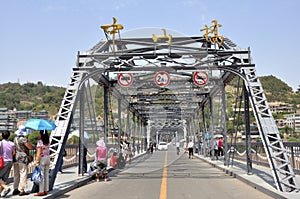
[1,0,299,91]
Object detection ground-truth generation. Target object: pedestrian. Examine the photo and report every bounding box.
[52,143,66,173]
[218,137,224,157]
[214,139,219,160]
[128,143,133,163]
[95,139,108,181]
[150,142,154,153]
[13,127,33,196]
[176,141,180,155]
[187,140,194,159]
[109,152,118,168]
[34,130,50,196]
[82,145,88,174]
[0,130,15,197]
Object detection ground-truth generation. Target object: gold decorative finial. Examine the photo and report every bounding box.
[101,17,124,51]
[200,19,224,46]
[152,28,172,45]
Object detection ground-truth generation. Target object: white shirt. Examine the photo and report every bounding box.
[187,141,194,148]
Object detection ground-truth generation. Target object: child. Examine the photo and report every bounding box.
[110,152,118,168]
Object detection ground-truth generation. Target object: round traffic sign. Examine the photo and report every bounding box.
[154,71,170,87]
[193,71,209,86]
[118,73,133,87]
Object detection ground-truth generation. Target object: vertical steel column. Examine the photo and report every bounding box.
[221,83,228,166]
[103,86,109,145]
[126,107,130,138]
[201,106,206,132]
[201,106,206,155]
[141,119,144,152]
[144,121,147,152]
[118,98,121,154]
[137,117,140,153]
[209,96,214,154]
[244,84,253,174]
[138,117,143,152]
[79,87,85,175]
[186,120,189,143]
[132,112,136,152]
[197,111,201,154]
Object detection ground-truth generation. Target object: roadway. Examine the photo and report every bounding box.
[55,144,272,199]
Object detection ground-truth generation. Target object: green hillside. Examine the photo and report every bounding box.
[0,82,65,116]
[0,75,299,118]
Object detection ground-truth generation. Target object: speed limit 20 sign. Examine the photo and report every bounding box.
[193,71,209,86]
[154,71,170,87]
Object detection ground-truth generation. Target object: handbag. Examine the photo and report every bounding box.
[27,154,34,163]
[31,165,44,183]
[0,142,4,169]
[0,156,4,169]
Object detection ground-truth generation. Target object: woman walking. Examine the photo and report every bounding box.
[0,130,15,197]
[34,130,50,196]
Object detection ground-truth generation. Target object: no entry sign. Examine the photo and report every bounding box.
[118,73,133,87]
[154,71,170,87]
[193,71,209,86]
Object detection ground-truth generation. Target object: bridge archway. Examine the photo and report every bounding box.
[48,23,298,192]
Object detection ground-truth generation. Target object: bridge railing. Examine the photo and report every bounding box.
[227,142,300,174]
[7,144,95,182]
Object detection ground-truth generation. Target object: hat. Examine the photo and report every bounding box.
[96,139,105,147]
[15,125,28,136]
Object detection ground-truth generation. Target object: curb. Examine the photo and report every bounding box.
[44,175,93,199]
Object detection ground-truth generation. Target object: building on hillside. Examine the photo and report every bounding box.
[15,110,32,120]
[0,108,50,131]
[269,101,294,114]
[0,115,17,131]
[31,110,49,120]
[284,113,300,132]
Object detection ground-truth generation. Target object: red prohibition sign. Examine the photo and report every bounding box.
[154,71,170,87]
[118,73,133,87]
[193,71,209,86]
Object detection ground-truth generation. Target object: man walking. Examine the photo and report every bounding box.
[187,140,194,159]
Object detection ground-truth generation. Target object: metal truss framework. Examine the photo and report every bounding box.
[48,29,298,192]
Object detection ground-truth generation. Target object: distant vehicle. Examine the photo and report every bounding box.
[157,142,168,151]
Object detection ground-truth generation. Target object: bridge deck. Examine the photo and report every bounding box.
[15,145,300,199]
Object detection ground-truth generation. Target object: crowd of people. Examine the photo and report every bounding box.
[0,128,51,197]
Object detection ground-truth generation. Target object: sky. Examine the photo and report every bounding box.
[1,0,300,91]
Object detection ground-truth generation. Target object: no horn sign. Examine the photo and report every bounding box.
[118,73,133,87]
[193,71,209,86]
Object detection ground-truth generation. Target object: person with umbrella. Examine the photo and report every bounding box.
[12,127,33,196]
[33,130,50,197]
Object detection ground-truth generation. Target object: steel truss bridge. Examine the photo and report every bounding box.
[47,24,299,193]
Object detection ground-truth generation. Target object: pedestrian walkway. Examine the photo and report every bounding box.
[5,152,300,198]
[15,167,91,199]
[10,152,147,199]
[194,154,300,199]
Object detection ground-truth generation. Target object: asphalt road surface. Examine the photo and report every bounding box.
[57,145,272,199]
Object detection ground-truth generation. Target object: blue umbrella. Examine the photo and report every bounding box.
[24,118,56,131]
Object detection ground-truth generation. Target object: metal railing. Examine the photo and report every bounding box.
[7,144,95,182]
[227,142,300,174]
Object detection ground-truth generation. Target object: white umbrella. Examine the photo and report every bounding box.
[214,134,223,138]
[69,130,90,139]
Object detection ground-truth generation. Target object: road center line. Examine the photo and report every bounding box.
[159,151,168,199]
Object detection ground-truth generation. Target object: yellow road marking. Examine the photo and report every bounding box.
[159,151,168,199]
